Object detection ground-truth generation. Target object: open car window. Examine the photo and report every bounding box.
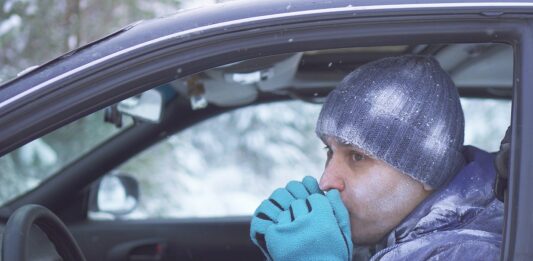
[90,92,511,221]
[90,100,325,219]
[0,42,513,218]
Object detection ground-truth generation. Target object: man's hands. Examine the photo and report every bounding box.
[250,176,353,261]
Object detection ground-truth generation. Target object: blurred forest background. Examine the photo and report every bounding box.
[0,0,213,83]
[0,0,215,205]
[0,0,328,216]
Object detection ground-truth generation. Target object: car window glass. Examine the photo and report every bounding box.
[90,101,324,220]
[462,98,511,152]
[0,110,132,206]
[90,97,510,220]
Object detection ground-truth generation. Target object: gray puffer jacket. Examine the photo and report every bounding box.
[371,146,504,261]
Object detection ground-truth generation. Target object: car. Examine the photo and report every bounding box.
[0,0,531,260]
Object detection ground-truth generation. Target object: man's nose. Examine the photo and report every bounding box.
[319,161,345,192]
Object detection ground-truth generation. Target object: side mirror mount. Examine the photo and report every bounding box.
[89,173,140,218]
[118,89,163,123]
[105,89,163,127]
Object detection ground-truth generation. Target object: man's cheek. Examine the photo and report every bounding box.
[341,188,363,218]
[337,184,351,203]
[351,182,372,202]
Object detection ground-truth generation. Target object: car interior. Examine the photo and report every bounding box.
[0,42,513,260]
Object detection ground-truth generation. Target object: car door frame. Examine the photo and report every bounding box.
[0,1,532,260]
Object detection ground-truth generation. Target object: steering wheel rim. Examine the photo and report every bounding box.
[2,204,86,261]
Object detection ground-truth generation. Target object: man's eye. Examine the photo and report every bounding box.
[350,151,365,162]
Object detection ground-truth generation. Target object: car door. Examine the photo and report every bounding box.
[1,1,533,260]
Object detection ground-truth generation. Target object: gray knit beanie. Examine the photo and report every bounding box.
[316,55,465,189]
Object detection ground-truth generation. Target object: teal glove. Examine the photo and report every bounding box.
[250,176,323,259]
[250,176,353,261]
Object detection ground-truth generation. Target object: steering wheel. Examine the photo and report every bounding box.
[2,204,86,261]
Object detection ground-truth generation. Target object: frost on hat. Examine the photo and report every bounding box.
[315,55,465,188]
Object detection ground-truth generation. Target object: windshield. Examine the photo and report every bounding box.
[0,109,131,206]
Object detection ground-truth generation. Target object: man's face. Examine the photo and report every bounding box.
[320,136,432,245]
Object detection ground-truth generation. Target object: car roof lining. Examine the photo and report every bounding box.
[171,42,512,108]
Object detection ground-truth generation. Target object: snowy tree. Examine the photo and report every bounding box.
[0,0,183,83]
[0,0,182,204]
[117,101,327,218]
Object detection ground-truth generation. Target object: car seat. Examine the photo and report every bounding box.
[494,126,511,202]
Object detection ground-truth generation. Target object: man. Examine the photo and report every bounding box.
[250,55,504,260]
